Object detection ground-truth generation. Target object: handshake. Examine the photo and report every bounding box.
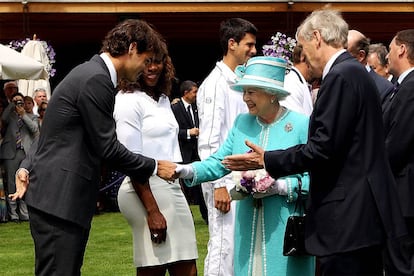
[156,160,193,181]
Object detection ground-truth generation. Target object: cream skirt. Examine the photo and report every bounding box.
[117,175,198,267]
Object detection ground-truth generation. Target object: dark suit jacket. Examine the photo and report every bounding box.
[263,52,406,256]
[24,55,156,229]
[382,70,414,217]
[171,99,200,163]
[368,69,394,102]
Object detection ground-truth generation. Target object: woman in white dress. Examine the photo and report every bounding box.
[114,41,198,276]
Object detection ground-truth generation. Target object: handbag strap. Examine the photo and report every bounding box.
[293,176,306,215]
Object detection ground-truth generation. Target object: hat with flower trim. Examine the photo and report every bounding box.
[231,56,290,99]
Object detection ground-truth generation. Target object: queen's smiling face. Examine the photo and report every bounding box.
[243,87,276,121]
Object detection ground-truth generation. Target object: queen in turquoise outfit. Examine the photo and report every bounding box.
[177,56,315,275]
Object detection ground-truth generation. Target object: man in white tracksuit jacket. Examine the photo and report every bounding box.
[197,18,257,276]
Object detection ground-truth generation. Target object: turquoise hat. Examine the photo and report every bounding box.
[231,56,290,99]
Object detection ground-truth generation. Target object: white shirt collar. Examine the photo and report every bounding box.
[100,53,117,88]
[397,67,414,85]
[181,97,192,108]
[323,49,347,80]
[216,60,238,83]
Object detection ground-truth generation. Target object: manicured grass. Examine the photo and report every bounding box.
[0,205,208,276]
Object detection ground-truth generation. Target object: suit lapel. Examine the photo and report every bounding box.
[179,100,193,127]
[382,70,414,133]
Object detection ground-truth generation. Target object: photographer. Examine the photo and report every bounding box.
[0,92,38,222]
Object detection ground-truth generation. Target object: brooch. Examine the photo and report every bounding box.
[284,123,293,132]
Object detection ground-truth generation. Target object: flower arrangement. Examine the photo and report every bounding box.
[9,37,56,77]
[232,169,276,195]
[262,32,297,66]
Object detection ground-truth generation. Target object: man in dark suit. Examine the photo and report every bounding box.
[171,80,200,164]
[171,80,208,223]
[9,19,177,276]
[382,29,414,275]
[347,29,394,102]
[223,9,408,275]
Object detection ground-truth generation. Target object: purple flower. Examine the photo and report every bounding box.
[262,32,297,66]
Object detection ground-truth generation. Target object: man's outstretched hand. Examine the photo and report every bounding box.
[222,140,265,171]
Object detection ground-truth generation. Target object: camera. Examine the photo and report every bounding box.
[15,100,24,107]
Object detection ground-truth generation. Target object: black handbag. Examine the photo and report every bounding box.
[283,178,308,256]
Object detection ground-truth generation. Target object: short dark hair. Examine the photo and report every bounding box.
[24,96,34,104]
[219,18,257,55]
[395,29,414,63]
[180,80,197,96]
[292,45,304,64]
[11,92,24,100]
[100,19,164,58]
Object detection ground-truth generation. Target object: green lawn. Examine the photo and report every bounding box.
[0,205,208,276]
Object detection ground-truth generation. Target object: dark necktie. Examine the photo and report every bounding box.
[389,82,400,101]
[16,115,23,149]
[187,105,194,127]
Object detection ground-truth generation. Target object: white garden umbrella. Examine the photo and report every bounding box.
[0,43,48,80]
[18,38,52,99]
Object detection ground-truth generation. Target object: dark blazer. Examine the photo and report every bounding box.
[24,55,156,229]
[171,99,199,163]
[382,70,414,217]
[263,52,406,256]
[368,69,394,102]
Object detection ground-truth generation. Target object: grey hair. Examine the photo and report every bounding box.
[33,87,47,97]
[296,9,348,49]
[368,43,389,67]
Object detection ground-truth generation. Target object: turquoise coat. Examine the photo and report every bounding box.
[188,110,315,275]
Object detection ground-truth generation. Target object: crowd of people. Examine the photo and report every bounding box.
[0,82,48,223]
[1,7,413,276]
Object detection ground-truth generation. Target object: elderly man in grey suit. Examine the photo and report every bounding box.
[1,92,38,222]
[9,19,177,276]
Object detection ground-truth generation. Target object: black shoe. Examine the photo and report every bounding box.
[11,219,20,223]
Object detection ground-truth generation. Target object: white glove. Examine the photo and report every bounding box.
[175,164,194,179]
[253,179,287,198]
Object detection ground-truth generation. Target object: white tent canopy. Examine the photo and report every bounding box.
[18,40,52,99]
[0,44,48,80]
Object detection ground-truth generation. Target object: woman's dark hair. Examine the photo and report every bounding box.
[119,39,175,97]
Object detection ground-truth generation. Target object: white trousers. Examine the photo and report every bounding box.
[202,182,236,276]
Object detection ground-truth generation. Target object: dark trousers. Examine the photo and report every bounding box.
[319,245,383,276]
[28,206,90,276]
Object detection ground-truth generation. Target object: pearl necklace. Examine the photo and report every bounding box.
[257,107,286,149]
